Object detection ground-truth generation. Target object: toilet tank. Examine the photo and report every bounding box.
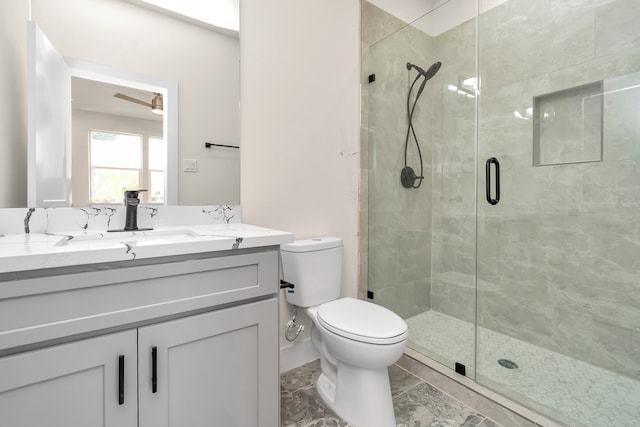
[280,237,343,307]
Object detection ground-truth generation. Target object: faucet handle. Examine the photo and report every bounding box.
[124,189,148,199]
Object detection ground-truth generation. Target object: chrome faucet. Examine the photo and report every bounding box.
[109,189,153,232]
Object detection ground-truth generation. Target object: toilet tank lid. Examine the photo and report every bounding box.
[280,236,343,253]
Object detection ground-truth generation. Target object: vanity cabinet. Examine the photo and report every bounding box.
[0,330,138,426]
[139,298,278,426]
[0,248,280,427]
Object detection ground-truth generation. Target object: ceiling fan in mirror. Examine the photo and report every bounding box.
[114,92,163,114]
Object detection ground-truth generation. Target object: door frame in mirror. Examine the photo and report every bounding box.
[65,58,178,205]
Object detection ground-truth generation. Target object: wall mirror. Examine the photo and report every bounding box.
[1,0,240,208]
[28,21,178,207]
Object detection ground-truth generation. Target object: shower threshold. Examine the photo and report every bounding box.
[406,310,639,427]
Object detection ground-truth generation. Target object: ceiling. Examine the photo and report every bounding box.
[72,77,163,122]
[121,0,239,35]
[367,0,508,36]
[367,0,441,25]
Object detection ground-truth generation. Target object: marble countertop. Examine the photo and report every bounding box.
[0,223,293,274]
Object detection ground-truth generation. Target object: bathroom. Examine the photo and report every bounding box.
[1,0,638,426]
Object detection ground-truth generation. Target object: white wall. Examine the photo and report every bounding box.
[240,0,361,363]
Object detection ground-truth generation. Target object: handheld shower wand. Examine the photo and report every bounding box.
[407,61,442,81]
[401,61,442,189]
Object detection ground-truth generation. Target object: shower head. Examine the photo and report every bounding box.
[406,61,442,81]
[424,61,442,80]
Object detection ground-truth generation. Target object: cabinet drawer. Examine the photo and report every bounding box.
[0,250,278,351]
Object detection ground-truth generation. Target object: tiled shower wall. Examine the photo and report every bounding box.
[429,9,477,326]
[359,1,408,302]
[365,0,640,382]
[473,0,640,382]
[364,2,434,319]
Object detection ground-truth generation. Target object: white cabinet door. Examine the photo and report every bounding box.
[0,330,137,427]
[138,298,279,427]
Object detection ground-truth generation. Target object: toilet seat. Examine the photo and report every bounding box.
[317,297,408,345]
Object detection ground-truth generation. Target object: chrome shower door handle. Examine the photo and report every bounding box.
[486,157,500,205]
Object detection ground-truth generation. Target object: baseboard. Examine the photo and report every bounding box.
[280,337,319,373]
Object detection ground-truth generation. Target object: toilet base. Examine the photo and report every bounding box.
[316,363,396,427]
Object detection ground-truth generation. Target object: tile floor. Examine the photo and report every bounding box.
[281,359,501,427]
[407,310,640,427]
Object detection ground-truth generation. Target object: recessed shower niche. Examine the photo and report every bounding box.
[532,81,603,166]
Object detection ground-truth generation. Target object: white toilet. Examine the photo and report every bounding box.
[281,237,408,427]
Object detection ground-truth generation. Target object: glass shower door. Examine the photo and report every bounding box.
[476,0,640,425]
[366,4,478,376]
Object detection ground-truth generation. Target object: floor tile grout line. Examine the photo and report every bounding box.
[282,361,503,427]
[392,378,427,400]
[473,417,488,427]
[390,363,429,399]
[394,363,505,426]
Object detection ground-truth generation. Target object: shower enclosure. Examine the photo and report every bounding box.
[365,0,640,425]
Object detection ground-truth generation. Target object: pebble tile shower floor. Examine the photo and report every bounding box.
[407,310,640,426]
[281,359,501,427]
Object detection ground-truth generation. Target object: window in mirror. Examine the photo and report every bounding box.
[148,137,167,203]
[90,130,144,204]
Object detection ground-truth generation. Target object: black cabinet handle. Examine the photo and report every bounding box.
[485,157,500,205]
[118,355,125,405]
[151,346,158,393]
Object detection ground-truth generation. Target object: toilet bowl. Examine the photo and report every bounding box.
[281,237,408,427]
[305,299,408,427]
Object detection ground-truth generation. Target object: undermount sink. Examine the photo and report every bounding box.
[54,229,202,247]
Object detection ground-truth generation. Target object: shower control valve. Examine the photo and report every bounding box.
[400,166,423,188]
